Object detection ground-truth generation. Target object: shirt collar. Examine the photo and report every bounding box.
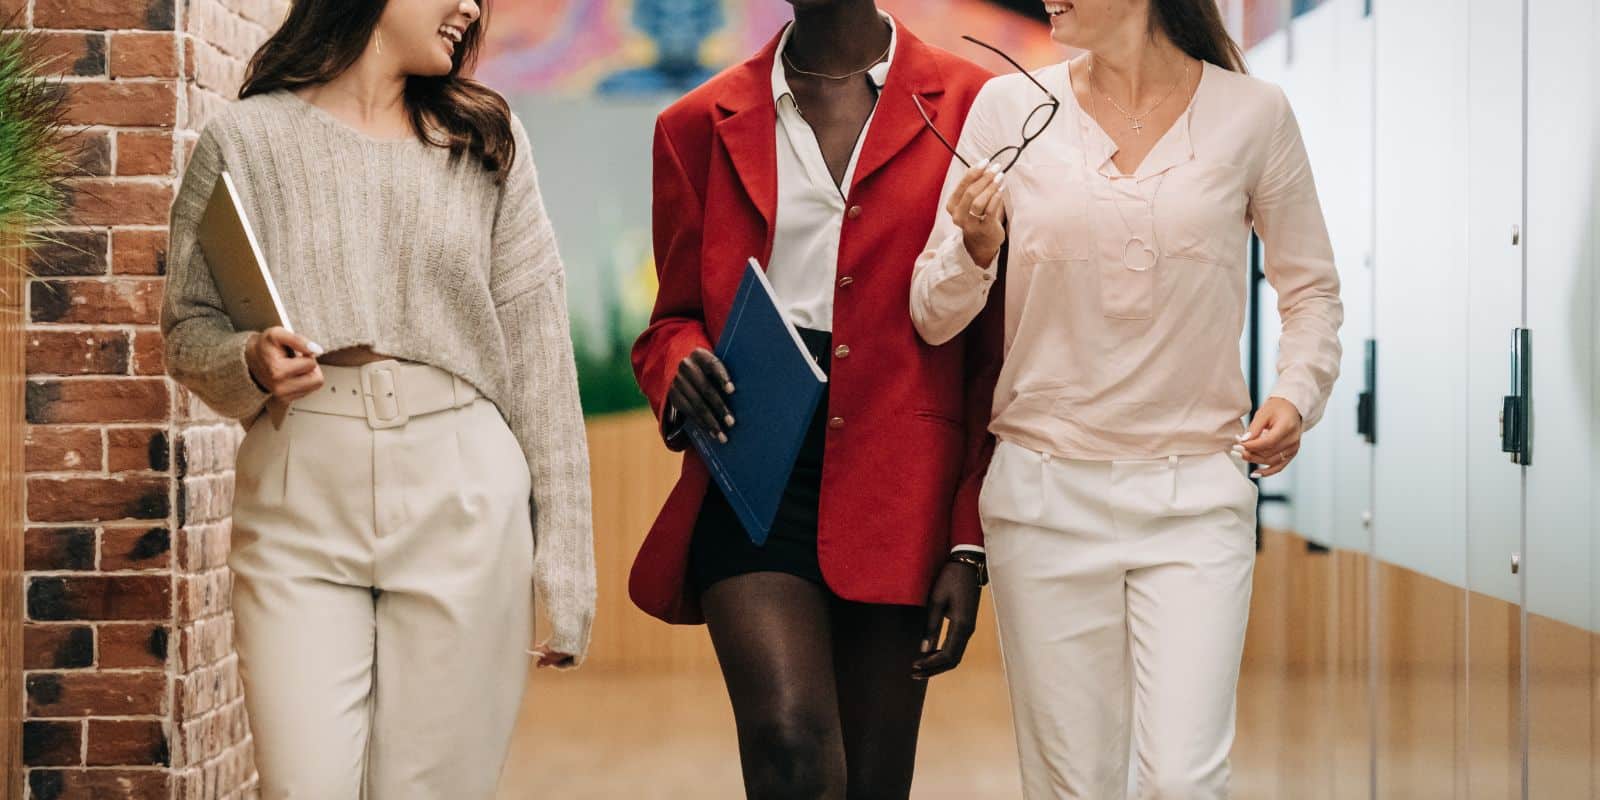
[771,13,897,106]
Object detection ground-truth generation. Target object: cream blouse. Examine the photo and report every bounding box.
[911,59,1343,460]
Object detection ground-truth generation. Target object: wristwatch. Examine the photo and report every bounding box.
[949,550,989,586]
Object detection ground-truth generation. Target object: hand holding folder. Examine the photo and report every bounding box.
[680,259,828,547]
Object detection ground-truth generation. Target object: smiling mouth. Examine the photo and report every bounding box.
[438,24,464,51]
[1044,2,1072,17]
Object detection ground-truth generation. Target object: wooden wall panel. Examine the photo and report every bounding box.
[1,241,24,798]
[1528,612,1595,797]
[1375,561,1466,800]
[1466,591,1521,800]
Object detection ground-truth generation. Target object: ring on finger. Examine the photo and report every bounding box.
[969,209,987,221]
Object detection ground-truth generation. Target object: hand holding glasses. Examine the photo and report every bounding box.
[916,36,1061,266]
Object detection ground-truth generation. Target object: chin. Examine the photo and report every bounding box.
[1049,20,1084,48]
[414,55,455,77]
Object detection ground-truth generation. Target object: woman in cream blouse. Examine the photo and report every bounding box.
[910,0,1342,797]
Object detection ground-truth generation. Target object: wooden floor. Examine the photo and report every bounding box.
[493,652,1371,798]
[497,665,1025,799]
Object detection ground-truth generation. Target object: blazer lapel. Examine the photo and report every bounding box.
[848,19,946,196]
[713,34,782,233]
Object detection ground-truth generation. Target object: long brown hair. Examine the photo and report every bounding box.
[239,0,516,179]
[1151,0,1247,73]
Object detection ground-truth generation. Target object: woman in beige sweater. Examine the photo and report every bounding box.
[160,1,595,796]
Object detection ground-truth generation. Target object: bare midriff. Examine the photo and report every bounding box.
[318,346,396,367]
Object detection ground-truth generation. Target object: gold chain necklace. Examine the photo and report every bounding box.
[782,39,892,82]
[1088,57,1190,135]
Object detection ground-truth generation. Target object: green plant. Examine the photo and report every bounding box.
[0,23,72,244]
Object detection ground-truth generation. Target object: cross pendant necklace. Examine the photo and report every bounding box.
[1089,57,1189,137]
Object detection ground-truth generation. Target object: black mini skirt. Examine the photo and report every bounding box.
[688,327,833,593]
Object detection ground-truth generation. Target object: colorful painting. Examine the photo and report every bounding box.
[477,1,1059,416]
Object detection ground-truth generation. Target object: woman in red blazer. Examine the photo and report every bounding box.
[631,1,1001,795]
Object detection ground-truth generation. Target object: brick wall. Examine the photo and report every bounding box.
[13,0,287,797]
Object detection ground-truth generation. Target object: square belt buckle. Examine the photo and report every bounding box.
[359,361,410,430]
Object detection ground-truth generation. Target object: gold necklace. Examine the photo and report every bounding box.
[782,39,892,82]
[1088,57,1190,135]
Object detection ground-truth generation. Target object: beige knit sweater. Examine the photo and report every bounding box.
[161,91,595,662]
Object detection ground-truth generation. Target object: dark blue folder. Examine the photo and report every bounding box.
[686,258,829,546]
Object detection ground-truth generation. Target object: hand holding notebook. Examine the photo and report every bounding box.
[680,258,829,546]
[197,170,322,421]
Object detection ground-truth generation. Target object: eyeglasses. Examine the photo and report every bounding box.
[913,35,1060,173]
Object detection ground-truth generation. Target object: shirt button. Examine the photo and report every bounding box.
[834,345,851,359]
[847,205,862,219]
[837,275,854,288]
[828,416,845,430]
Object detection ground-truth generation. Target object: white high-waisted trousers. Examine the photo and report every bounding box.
[230,362,533,799]
[980,440,1258,800]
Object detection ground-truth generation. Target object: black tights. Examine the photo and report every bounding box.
[701,572,929,800]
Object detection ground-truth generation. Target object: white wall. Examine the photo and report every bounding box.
[1247,0,1599,625]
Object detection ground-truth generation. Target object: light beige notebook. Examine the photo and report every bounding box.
[197,170,292,333]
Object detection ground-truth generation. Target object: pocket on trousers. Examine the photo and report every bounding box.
[978,440,1044,526]
[234,413,292,510]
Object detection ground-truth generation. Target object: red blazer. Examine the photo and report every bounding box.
[630,21,1003,624]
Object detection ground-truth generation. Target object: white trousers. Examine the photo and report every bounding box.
[230,388,534,799]
[980,441,1258,800]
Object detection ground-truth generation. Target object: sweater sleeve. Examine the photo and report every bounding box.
[491,114,596,666]
[161,123,271,421]
[1249,87,1344,430]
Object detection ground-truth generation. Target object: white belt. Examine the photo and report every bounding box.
[294,360,479,430]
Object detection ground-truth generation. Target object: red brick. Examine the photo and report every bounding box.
[26,427,103,472]
[0,0,26,23]
[175,522,229,573]
[175,569,230,622]
[27,475,171,523]
[116,130,175,175]
[65,82,176,127]
[132,330,166,375]
[26,379,170,424]
[23,720,83,767]
[107,428,169,473]
[99,623,169,669]
[27,671,166,717]
[86,719,169,767]
[63,179,174,226]
[27,574,171,621]
[27,769,171,799]
[32,32,108,77]
[28,329,132,376]
[66,129,115,177]
[111,229,167,276]
[176,618,231,674]
[35,0,176,30]
[183,36,196,80]
[111,32,178,79]
[23,625,96,670]
[29,278,164,325]
[102,526,172,571]
[24,527,97,571]
[27,231,109,278]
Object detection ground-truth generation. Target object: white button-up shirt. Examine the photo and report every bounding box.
[766,16,895,332]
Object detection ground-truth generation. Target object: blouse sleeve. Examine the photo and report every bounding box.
[490,114,596,666]
[1249,87,1344,430]
[909,82,1005,347]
